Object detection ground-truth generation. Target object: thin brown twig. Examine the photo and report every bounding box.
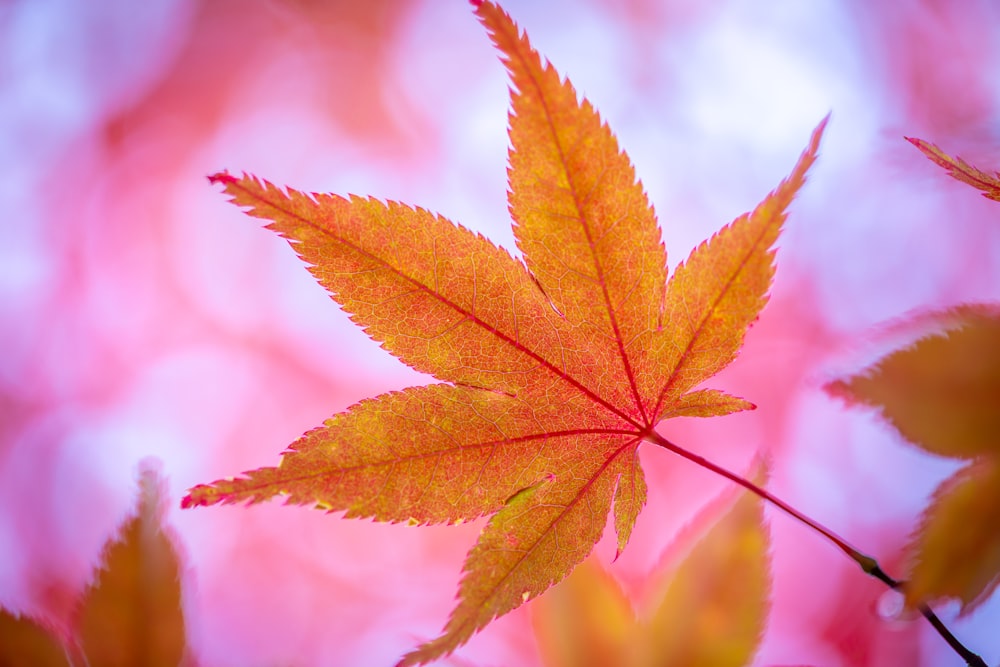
[645,431,986,667]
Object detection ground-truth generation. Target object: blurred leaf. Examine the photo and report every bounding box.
[0,611,69,667]
[183,1,824,664]
[532,559,636,667]
[907,459,1000,613]
[907,137,1000,202]
[533,471,770,667]
[827,305,1000,612]
[0,466,188,667]
[77,466,186,666]
[641,474,770,667]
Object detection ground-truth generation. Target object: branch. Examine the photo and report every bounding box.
[645,431,987,667]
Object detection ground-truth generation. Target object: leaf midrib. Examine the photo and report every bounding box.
[228,177,645,432]
[651,208,780,422]
[222,424,639,505]
[500,19,651,429]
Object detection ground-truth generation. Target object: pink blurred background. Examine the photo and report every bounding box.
[1,0,998,664]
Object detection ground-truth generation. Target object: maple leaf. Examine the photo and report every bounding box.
[182,2,825,663]
[76,467,187,666]
[533,467,770,667]
[906,137,1000,202]
[0,465,187,667]
[0,612,68,667]
[827,305,1000,612]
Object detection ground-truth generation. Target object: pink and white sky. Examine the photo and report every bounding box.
[1,0,998,665]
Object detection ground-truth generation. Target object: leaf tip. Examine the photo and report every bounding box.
[77,462,187,666]
[180,484,216,509]
[208,171,236,186]
[395,643,435,667]
[905,136,943,160]
[822,377,850,399]
[818,110,832,131]
[808,113,830,154]
[823,377,875,414]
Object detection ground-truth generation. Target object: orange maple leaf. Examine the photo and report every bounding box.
[827,305,1000,613]
[182,2,825,664]
[0,612,67,667]
[0,465,187,667]
[906,137,1000,202]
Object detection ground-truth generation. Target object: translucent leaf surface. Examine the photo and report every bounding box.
[185,2,824,662]
[828,306,1000,611]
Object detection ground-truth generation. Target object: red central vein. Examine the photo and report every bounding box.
[910,140,1000,196]
[956,166,1000,193]
[503,26,650,429]
[224,427,639,496]
[223,177,644,432]
[651,214,775,421]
